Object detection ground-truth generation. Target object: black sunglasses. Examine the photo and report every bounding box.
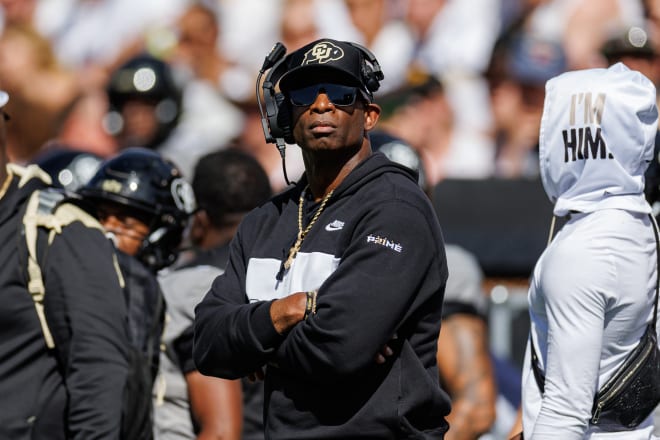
[288,83,362,107]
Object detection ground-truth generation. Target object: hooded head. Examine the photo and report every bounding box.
[539,63,658,216]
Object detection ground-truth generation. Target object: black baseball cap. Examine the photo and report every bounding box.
[279,39,369,94]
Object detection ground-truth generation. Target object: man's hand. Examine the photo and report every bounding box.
[375,345,394,364]
[269,292,307,334]
[247,366,265,382]
[375,333,397,364]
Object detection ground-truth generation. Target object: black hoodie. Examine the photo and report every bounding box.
[194,153,450,439]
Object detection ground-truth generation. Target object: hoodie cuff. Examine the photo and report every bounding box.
[252,300,285,350]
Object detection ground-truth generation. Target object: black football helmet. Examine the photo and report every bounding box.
[33,148,103,192]
[104,53,183,149]
[78,147,196,271]
[370,131,427,191]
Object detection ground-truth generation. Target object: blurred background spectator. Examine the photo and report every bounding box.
[0,23,79,162]
[0,0,652,177]
[377,71,456,186]
[485,29,567,179]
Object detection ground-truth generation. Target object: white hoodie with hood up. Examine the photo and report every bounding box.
[522,63,660,439]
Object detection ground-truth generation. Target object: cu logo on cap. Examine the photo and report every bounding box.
[303,42,344,65]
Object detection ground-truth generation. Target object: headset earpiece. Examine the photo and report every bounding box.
[256,42,295,185]
[362,63,380,93]
[348,42,384,94]
[260,54,292,146]
[274,92,294,144]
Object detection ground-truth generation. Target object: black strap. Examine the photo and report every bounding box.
[531,213,660,394]
[530,338,545,393]
[649,214,659,331]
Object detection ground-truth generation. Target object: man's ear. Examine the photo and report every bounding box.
[190,210,210,244]
[364,103,381,131]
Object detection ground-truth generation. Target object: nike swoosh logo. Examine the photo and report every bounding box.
[325,220,344,231]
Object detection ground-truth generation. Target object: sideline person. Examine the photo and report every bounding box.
[154,147,272,440]
[77,147,195,439]
[0,90,129,438]
[371,130,497,439]
[518,63,660,438]
[193,38,451,439]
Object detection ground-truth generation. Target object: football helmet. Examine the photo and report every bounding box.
[104,54,183,149]
[78,147,196,270]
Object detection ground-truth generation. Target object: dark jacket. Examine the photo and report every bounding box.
[194,153,451,439]
[0,167,128,439]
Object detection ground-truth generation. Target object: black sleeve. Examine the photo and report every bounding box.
[194,228,284,379]
[441,301,487,321]
[44,222,129,439]
[172,324,195,374]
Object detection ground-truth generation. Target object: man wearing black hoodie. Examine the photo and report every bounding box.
[193,38,451,439]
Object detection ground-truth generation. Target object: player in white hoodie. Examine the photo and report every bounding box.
[521,63,660,439]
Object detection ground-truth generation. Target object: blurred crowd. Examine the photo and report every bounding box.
[1,0,659,194]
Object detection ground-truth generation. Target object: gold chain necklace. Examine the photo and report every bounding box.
[0,168,12,200]
[283,185,334,271]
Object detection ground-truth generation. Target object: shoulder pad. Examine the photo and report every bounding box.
[7,163,53,187]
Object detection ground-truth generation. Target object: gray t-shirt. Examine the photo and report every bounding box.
[153,265,223,440]
[444,244,488,318]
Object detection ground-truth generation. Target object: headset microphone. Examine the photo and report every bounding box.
[260,42,287,72]
[256,42,293,185]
